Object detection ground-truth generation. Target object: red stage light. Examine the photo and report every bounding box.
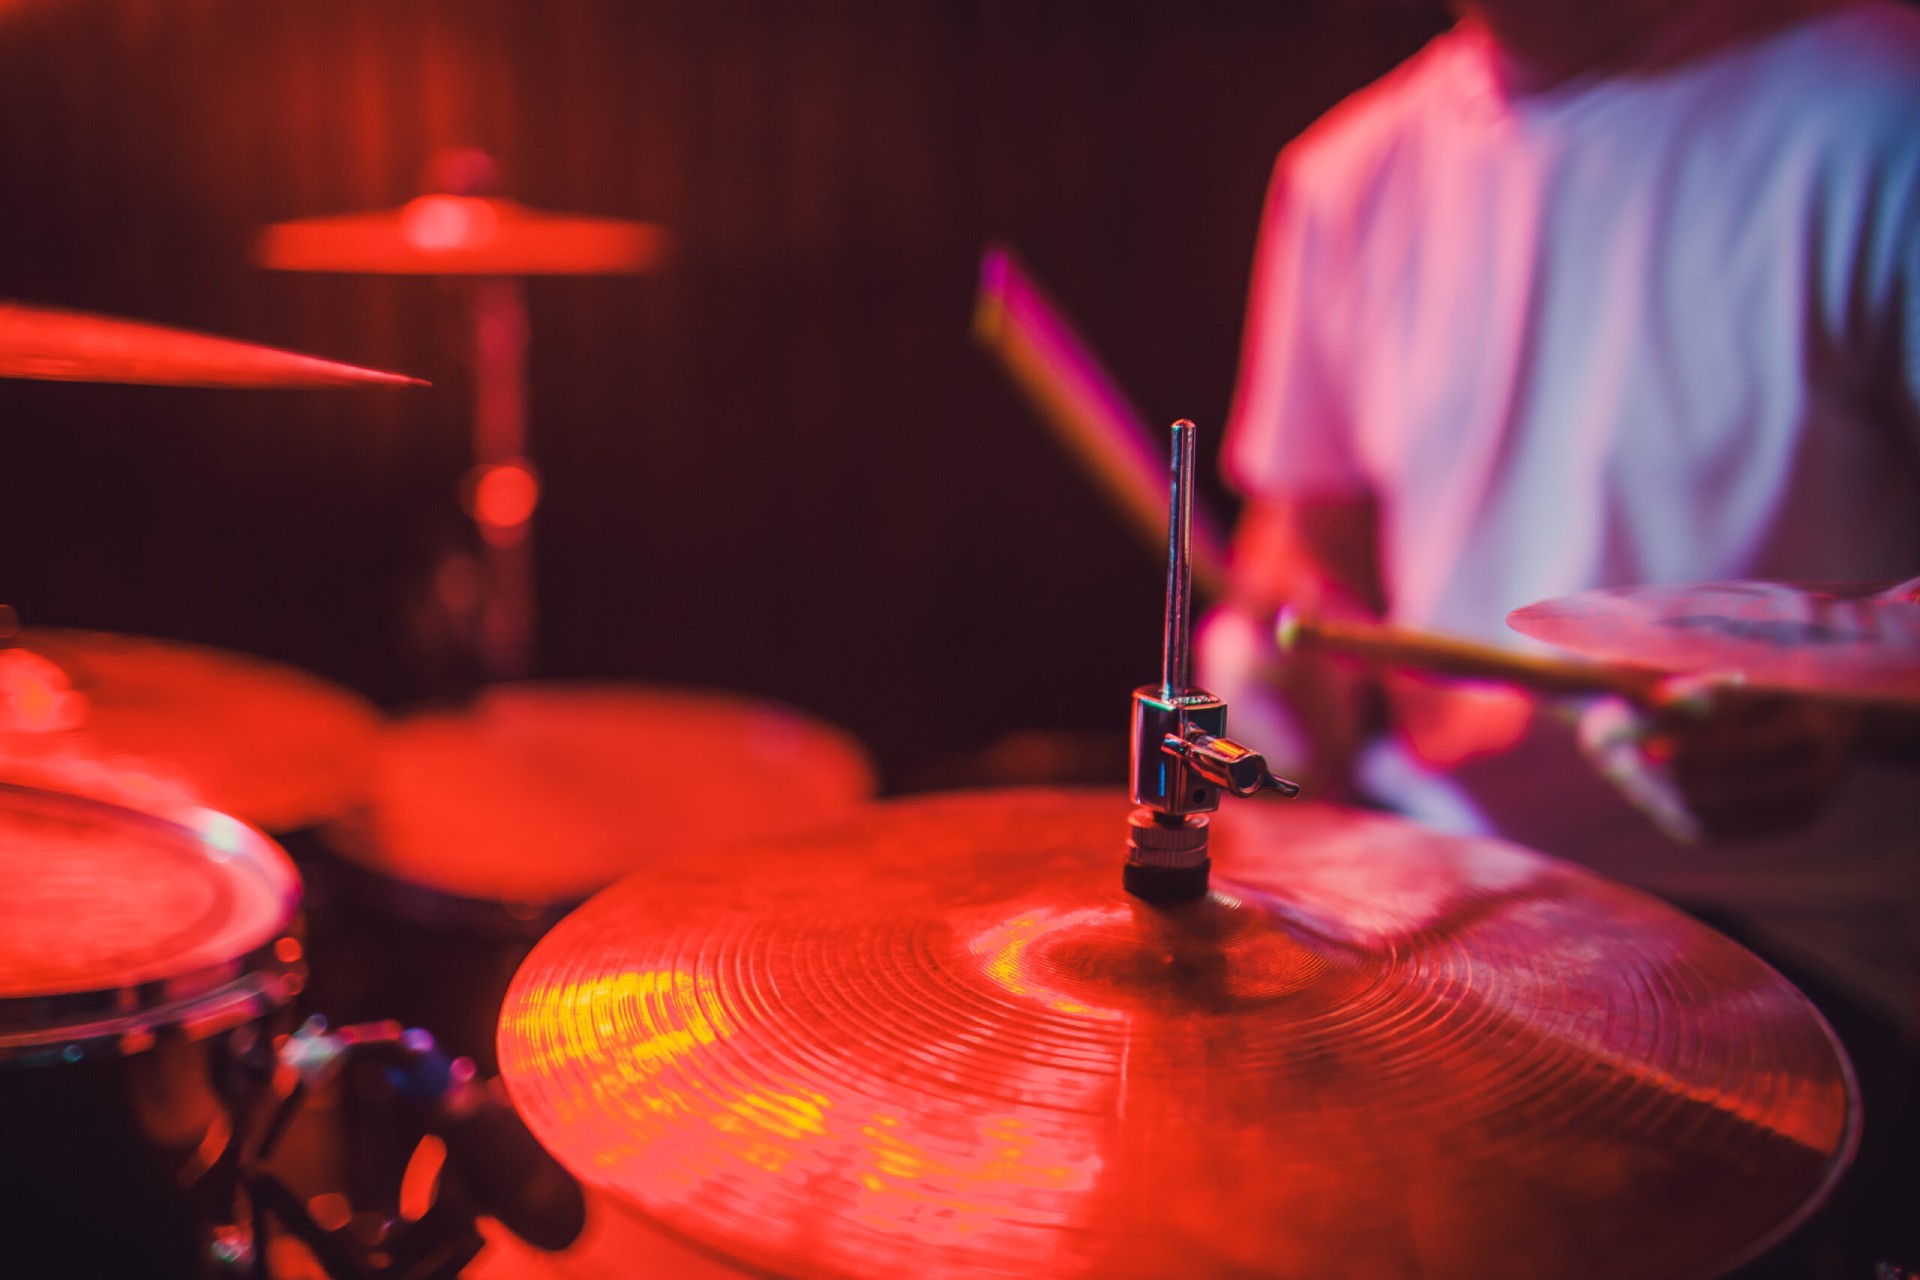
[469,459,541,534]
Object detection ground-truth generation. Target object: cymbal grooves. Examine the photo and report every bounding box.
[500,790,1854,1280]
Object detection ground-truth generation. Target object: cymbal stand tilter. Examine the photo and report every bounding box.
[1125,419,1298,904]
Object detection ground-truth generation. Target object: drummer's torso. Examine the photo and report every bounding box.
[1301,9,1920,642]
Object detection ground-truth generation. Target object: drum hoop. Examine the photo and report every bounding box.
[0,943,302,1063]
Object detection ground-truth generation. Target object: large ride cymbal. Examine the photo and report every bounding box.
[257,197,667,277]
[498,789,1855,1280]
[0,629,380,832]
[0,301,424,388]
[1508,579,1920,705]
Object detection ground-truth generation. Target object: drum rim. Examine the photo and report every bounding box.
[0,782,304,1052]
[0,946,302,1063]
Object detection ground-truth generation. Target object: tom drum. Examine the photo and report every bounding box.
[0,783,304,1280]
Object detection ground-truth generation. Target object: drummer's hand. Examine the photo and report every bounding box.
[1578,677,1860,843]
[1196,600,1376,803]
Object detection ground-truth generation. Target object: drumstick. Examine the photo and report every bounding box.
[1277,607,1669,701]
[973,244,1234,600]
[1279,605,1920,744]
[1877,572,1920,603]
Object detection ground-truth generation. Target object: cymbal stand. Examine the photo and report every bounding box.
[1126,419,1298,904]
[468,278,536,681]
[210,1018,583,1280]
[210,1021,485,1280]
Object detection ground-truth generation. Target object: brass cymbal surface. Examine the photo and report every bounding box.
[498,790,1855,1280]
[0,301,424,387]
[1508,579,1920,705]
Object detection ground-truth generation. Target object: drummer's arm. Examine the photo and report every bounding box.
[1229,496,1385,636]
[1199,149,1392,794]
[1197,494,1385,801]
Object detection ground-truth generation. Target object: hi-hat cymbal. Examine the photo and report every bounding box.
[498,789,1855,1280]
[1508,579,1920,704]
[0,629,380,832]
[257,197,668,277]
[0,301,424,388]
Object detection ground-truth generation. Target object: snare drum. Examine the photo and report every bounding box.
[0,783,303,1280]
[304,682,875,1070]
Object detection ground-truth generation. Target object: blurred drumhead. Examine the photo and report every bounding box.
[0,784,298,1011]
[350,682,876,905]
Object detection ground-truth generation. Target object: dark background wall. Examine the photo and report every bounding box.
[0,0,1442,788]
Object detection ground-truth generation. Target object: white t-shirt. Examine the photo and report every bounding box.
[1218,1,1920,1022]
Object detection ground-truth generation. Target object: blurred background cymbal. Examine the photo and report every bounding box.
[0,301,423,388]
[256,197,667,277]
[0,628,380,833]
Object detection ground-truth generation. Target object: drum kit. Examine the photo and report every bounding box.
[1,206,1916,1280]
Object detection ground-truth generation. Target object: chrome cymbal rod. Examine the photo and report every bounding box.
[1161,418,1197,700]
[1128,420,1297,905]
